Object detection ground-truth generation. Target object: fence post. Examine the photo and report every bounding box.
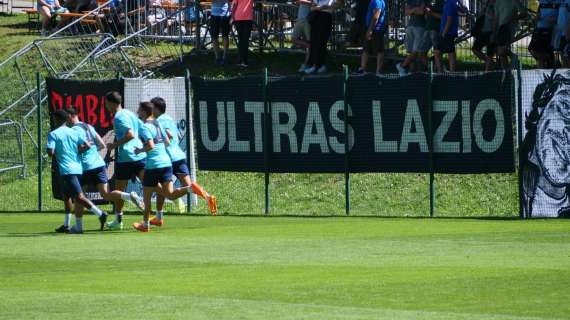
[263,67,270,214]
[428,62,435,217]
[36,72,42,212]
[516,65,524,219]
[185,69,192,213]
[343,65,350,216]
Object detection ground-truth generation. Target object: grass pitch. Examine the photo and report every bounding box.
[1,214,569,319]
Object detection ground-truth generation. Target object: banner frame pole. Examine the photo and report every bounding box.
[263,67,270,214]
[428,62,435,217]
[36,72,42,212]
[343,65,350,216]
[516,66,524,219]
[185,69,192,213]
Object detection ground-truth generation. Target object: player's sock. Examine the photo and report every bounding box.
[75,217,83,231]
[89,206,104,217]
[143,217,149,228]
[188,182,209,199]
[156,211,163,220]
[116,212,123,223]
[64,213,72,227]
[119,192,131,201]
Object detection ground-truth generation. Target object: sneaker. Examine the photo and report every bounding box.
[316,65,327,74]
[354,68,366,75]
[133,221,150,232]
[106,219,124,231]
[98,212,108,231]
[174,197,186,213]
[55,225,69,233]
[297,63,307,73]
[130,192,145,212]
[40,29,49,37]
[150,216,164,227]
[303,66,316,74]
[238,63,248,69]
[69,226,83,234]
[207,195,218,215]
[396,63,408,76]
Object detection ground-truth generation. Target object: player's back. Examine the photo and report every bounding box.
[158,114,186,162]
[114,109,145,162]
[140,120,171,169]
[48,126,83,175]
[73,122,105,171]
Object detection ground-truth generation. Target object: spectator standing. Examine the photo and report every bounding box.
[211,0,232,65]
[472,0,496,71]
[493,0,527,69]
[529,0,559,68]
[555,0,570,67]
[292,0,313,72]
[304,0,341,74]
[396,0,429,75]
[425,0,444,58]
[231,0,254,68]
[346,0,371,47]
[434,0,458,73]
[355,0,386,74]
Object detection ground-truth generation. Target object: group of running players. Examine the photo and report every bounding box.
[46,91,217,234]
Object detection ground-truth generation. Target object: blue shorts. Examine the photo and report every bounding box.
[80,166,108,186]
[115,160,146,181]
[172,159,190,176]
[61,174,83,198]
[143,166,173,187]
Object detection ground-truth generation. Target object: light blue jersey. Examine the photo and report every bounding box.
[139,120,172,169]
[157,114,186,162]
[72,122,106,171]
[46,125,85,175]
[113,109,146,163]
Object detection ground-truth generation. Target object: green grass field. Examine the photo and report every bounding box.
[1,214,569,319]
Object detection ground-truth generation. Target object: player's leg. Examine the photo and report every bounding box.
[55,196,73,233]
[70,201,85,234]
[152,194,166,227]
[133,169,157,232]
[174,160,217,214]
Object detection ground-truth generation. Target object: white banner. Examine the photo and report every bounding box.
[520,69,570,218]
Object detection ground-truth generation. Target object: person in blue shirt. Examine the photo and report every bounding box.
[104,91,146,230]
[150,97,217,225]
[65,108,145,221]
[132,102,192,232]
[529,0,559,68]
[434,0,459,73]
[555,0,570,67]
[46,110,107,234]
[355,0,386,74]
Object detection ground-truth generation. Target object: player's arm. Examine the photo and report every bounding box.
[46,133,55,158]
[94,131,106,151]
[135,139,155,154]
[164,131,170,147]
[367,8,381,40]
[165,128,174,140]
[107,129,135,150]
[442,14,452,36]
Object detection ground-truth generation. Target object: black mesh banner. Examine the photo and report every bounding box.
[46,78,123,202]
[192,73,514,174]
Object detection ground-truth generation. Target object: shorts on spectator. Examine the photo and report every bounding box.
[425,30,439,50]
[363,30,385,55]
[495,24,513,47]
[143,166,173,187]
[62,174,83,199]
[172,159,190,176]
[210,15,231,38]
[529,28,554,55]
[292,18,311,42]
[472,32,496,56]
[405,26,429,53]
[347,23,366,47]
[436,34,456,54]
[115,160,146,181]
[80,166,108,186]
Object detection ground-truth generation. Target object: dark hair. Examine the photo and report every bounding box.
[52,109,68,123]
[105,91,122,105]
[151,97,166,114]
[139,101,154,117]
[65,107,80,116]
